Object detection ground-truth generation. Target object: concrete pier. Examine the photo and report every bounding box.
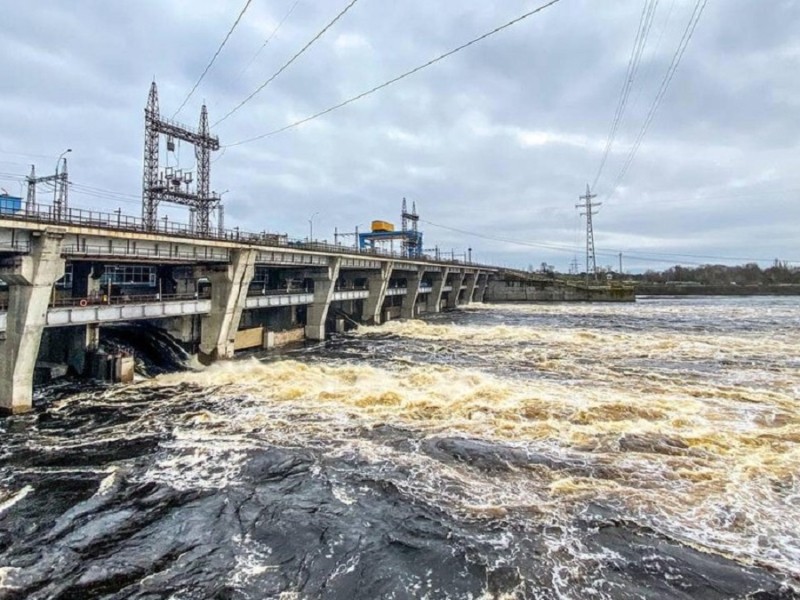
[447,271,465,309]
[400,268,424,319]
[198,249,256,364]
[305,258,341,341]
[361,262,393,325]
[0,231,65,414]
[463,272,477,304]
[475,273,489,303]
[426,269,448,314]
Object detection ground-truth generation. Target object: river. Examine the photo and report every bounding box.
[1,297,798,599]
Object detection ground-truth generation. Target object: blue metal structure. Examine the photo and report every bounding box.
[0,195,22,215]
[358,198,424,258]
[358,229,423,257]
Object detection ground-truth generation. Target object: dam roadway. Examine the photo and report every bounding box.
[0,206,496,415]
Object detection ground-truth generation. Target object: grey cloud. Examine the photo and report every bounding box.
[1,0,798,271]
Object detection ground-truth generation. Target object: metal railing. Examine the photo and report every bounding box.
[49,291,211,309]
[0,202,498,269]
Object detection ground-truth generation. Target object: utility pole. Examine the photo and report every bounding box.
[308,211,319,242]
[576,183,601,285]
[618,252,623,275]
[26,165,36,213]
[569,256,579,276]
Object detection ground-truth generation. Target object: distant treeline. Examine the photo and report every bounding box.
[629,261,800,286]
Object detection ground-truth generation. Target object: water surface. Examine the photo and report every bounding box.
[1,297,798,598]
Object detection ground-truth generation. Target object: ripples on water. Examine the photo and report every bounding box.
[0,297,798,599]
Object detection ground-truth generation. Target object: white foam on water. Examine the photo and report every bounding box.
[0,485,33,515]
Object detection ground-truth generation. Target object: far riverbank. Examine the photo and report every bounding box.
[634,283,800,296]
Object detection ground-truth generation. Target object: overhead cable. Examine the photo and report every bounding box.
[592,0,660,190]
[224,0,563,147]
[605,0,708,201]
[173,0,254,118]
[236,0,302,81]
[421,218,795,264]
[214,0,360,126]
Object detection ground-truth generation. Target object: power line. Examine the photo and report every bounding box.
[420,218,797,265]
[70,182,140,199]
[622,0,678,134]
[173,0,255,118]
[69,188,142,206]
[0,149,57,160]
[214,0,360,127]
[224,0,563,147]
[236,0,302,81]
[592,0,660,190]
[605,0,708,201]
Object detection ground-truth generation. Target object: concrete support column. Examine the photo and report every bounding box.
[165,315,196,344]
[475,273,489,303]
[426,269,448,314]
[0,230,65,414]
[86,323,100,350]
[361,262,393,325]
[463,272,478,305]
[305,258,341,341]
[198,249,256,364]
[446,271,465,309]
[400,268,425,319]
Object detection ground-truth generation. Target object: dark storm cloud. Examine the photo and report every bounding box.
[1,0,798,270]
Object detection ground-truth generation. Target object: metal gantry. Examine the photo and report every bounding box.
[142,82,221,235]
[26,161,69,217]
[576,183,601,283]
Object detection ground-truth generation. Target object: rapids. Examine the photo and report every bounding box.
[0,297,798,598]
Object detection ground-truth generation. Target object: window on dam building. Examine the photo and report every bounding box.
[100,265,157,287]
[55,264,73,289]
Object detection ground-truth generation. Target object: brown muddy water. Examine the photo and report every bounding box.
[1,297,798,599]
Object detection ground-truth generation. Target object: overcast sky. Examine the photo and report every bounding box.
[1,0,798,271]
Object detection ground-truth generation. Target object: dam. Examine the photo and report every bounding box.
[0,206,500,415]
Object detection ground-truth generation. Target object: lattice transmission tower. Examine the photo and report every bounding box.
[401,197,422,258]
[142,81,221,235]
[576,183,601,284]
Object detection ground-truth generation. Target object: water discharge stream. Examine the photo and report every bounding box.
[0,297,798,598]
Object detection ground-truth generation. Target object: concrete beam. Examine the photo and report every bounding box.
[305,258,342,341]
[446,271,465,309]
[361,261,393,325]
[426,268,449,314]
[0,230,66,414]
[198,249,256,364]
[400,268,425,319]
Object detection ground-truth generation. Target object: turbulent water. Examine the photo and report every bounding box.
[1,297,799,599]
